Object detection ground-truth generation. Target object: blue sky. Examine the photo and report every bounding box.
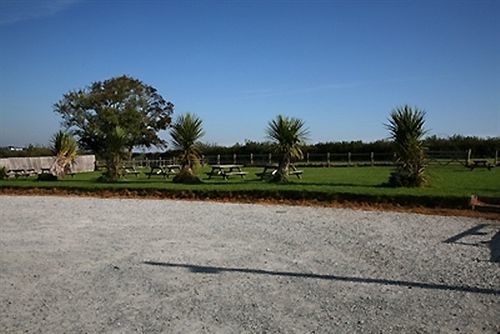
[0,0,499,148]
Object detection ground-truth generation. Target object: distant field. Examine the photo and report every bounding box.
[1,165,499,208]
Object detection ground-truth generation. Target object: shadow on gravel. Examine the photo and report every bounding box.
[444,224,500,263]
[444,224,489,245]
[143,261,500,296]
[490,232,500,263]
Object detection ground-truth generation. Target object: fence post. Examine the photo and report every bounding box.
[233,153,237,165]
[217,154,221,165]
[268,153,272,164]
[327,152,331,167]
[370,152,374,166]
[306,152,310,164]
[250,153,254,165]
[201,154,205,166]
[495,150,498,166]
[348,152,351,166]
[466,149,471,166]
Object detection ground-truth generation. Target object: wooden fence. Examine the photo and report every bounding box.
[122,150,498,168]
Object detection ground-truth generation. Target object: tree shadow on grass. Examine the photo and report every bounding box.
[143,261,500,296]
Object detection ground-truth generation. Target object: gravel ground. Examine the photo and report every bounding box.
[0,195,499,333]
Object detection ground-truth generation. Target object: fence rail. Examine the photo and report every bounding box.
[120,150,498,168]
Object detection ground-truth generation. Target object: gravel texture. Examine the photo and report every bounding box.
[0,195,499,333]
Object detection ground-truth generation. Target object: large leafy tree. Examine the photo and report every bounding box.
[170,113,205,183]
[266,115,309,183]
[54,75,174,181]
[50,131,78,178]
[386,105,427,187]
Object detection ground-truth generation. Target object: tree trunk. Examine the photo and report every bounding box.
[273,154,290,183]
[105,155,122,182]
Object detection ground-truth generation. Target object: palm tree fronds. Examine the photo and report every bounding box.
[386,105,427,187]
[50,131,78,178]
[265,115,309,182]
[170,113,205,182]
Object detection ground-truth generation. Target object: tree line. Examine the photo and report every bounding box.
[3,135,498,160]
[132,135,499,160]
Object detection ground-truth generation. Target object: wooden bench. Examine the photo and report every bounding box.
[148,165,181,179]
[256,165,303,180]
[206,165,246,180]
[8,169,37,178]
[123,167,141,177]
[468,159,494,171]
[289,170,304,178]
[224,171,248,178]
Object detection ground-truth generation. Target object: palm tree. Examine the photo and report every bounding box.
[101,126,130,182]
[386,105,427,187]
[50,131,78,178]
[170,113,204,183]
[266,115,309,182]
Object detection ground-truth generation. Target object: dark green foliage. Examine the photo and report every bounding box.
[54,75,174,181]
[425,135,500,157]
[170,113,204,170]
[0,167,7,179]
[386,105,427,187]
[0,145,52,158]
[266,115,309,182]
[172,169,202,184]
[99,126,130,182]
[388,170,422,187]
[55,75,174,152]
[132,136,498,162]
[170,113,205,183]
[37,173,58,181]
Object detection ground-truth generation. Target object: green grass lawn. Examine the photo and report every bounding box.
[1,165,499,208]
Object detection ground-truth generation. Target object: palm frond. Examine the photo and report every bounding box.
[170,113,205,169]
[50,131,78,178]
[265,115,309,182]
[386,105,427,187]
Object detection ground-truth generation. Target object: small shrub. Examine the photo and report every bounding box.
[172,169,202,184]
[388,170,425,187]
[37,173,58,181]
[0,166,7,179]
[97,173,119,183]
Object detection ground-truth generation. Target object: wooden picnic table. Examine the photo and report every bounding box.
[40,168,51,174]
[469,159,494,171]
[123,165,141,177]
[8,168,37,178]
[147,164,181,179]
[255,164,303,180]
[206,164,247,180]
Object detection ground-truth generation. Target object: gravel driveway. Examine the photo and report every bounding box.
[0,195,498,333]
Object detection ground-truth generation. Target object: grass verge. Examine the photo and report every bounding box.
[1,165,499,216]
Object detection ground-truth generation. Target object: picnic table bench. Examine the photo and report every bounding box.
[256,164,303,180]
[7,168,37,178]
[123,165,141,177]
[206,165,247,180]
[468,159,494,171]
[147,164,181,179]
